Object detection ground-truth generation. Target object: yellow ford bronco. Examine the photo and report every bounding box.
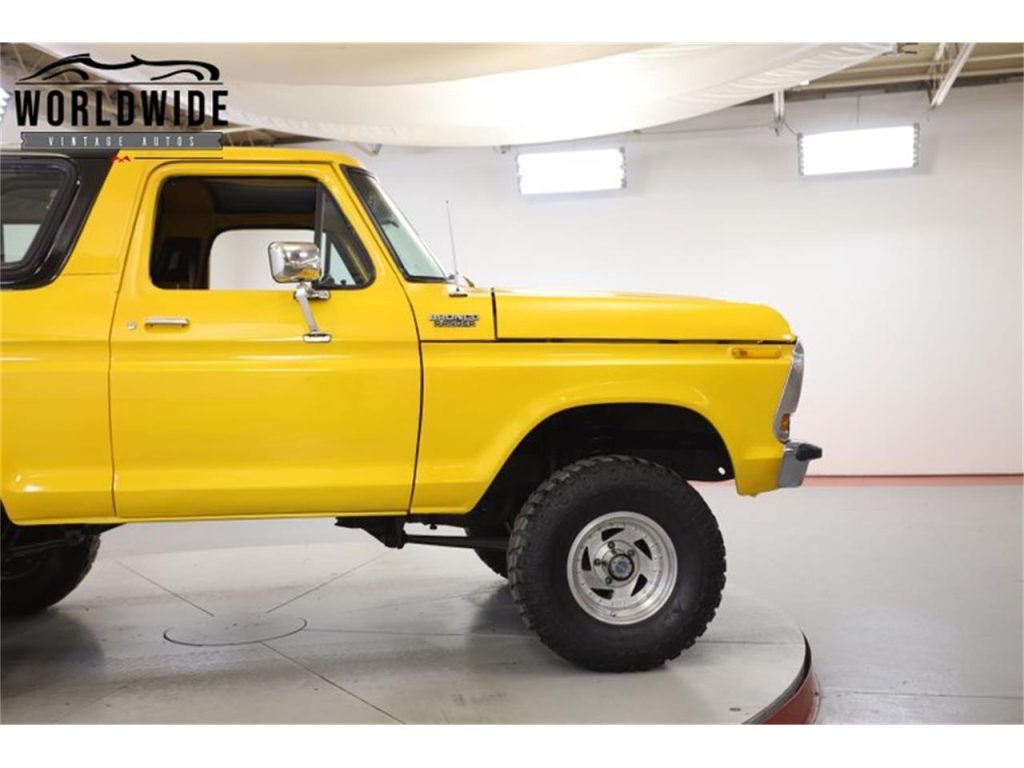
[0,147,820,671]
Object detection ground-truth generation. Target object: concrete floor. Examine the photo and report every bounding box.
[2,481,1021,723]
[0,541,807,724]
[719,481,1023,723]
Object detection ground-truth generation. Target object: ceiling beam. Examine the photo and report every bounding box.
[795,66,1021,92]
[350,142,383,156]
[771,90,785,135]
[830,51,1021,76]
[929,43,977,108]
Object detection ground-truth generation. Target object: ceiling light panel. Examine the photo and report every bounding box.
[516,148,626,195]
[798,125,919,176]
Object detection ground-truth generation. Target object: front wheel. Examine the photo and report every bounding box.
[508,455,726,672]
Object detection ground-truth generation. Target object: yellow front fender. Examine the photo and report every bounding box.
[411,341,792,515]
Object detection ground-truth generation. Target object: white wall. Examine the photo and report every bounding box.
[309,82,1023,476]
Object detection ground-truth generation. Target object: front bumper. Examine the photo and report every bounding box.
[778,442,823,488]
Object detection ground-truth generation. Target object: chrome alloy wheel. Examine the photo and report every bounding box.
[566,511,679,625]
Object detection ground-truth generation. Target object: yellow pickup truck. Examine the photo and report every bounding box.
[0,147,820,671]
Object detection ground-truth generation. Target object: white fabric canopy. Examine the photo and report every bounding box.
[40,43,891,147]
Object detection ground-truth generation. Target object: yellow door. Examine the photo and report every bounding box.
[109,161,420,520]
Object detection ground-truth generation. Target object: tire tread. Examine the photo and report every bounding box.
[507,454,726,671]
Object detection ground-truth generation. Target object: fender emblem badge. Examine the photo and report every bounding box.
[430,313,480,328]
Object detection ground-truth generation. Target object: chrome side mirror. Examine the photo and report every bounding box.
[268,241,323,284]
[267,241,331,343]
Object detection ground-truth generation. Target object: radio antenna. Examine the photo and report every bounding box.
[445,200,467,297]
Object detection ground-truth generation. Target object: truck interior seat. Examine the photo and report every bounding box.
[152,237,202,290]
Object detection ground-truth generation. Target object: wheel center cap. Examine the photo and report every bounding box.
[608,553,635,581]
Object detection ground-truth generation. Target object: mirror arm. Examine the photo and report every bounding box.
[294,282,332,343]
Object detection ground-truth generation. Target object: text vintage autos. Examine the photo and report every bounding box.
[0,147,821,671]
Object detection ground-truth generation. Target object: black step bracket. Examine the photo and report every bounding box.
[334,517,507,552]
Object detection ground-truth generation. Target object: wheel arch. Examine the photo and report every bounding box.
[456,401,734,529]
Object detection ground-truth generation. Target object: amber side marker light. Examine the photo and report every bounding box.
[779,413,792,435]
[730,346,782,360]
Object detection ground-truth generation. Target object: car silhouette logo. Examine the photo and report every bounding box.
[18,53,221,85]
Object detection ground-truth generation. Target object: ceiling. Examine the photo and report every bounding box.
[96,43,654,86]
[2,42,1020,148]
[796,42,1023,94]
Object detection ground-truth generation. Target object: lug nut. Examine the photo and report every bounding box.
[609,541,616,550]
[605,577,612,585]
[627,549,635,557]
[593,558,604,567]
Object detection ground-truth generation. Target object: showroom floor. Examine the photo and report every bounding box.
[1,480,1020,724]
[0,550,808,724]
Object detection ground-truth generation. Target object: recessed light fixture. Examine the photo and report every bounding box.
[516,148,626,195]
[798,125,919,176]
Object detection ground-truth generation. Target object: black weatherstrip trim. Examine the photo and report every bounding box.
[1,154,115,290]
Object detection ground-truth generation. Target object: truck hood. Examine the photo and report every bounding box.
[492,289,794,342]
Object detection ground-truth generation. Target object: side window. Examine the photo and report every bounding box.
[209,229,311,291]
[151,176,373,291]
[0,159,75,286]
[3,223,40,262]
[317,188,366,289]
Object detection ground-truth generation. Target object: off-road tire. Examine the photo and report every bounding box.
[1,524,100,616]
[467,524,509,578]
[507,455,726,672]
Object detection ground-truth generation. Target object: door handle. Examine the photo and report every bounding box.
[144,316,190,328]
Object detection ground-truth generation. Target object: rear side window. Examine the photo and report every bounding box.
[0,159,76,286]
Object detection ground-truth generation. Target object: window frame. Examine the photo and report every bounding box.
[0,157,79,289]
[149,173,376,293]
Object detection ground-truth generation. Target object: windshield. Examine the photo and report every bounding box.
[346,169,448,280]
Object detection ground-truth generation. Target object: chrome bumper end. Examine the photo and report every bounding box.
[778,442,823,488]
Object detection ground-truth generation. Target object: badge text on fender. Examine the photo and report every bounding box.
[430,313,480,328]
